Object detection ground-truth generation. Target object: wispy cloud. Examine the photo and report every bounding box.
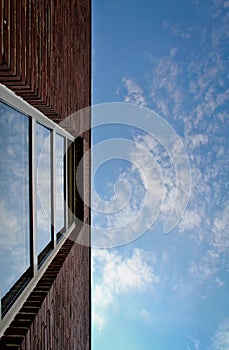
[178,210,202,233]
[189,201,229,282]
[122,77,147,107]
[209,319,229,350]
[162,21,191,39]
[140,308,155,325]
[119,0,228,283]
[92,126,191,246]
[185,334,200,350]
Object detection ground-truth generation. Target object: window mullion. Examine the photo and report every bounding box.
[73,140,76,220]
[31,118,38,275]
[51,131,56,249]
[64,138,68,231]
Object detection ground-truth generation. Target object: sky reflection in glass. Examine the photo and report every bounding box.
[55,134,65,234]
[0,102,30,297]
[36,123,51,255]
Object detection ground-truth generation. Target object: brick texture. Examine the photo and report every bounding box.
[0,0,91,121]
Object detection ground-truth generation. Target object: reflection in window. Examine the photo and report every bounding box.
[36,123,52,258]
[55,134,65,236]
[0,102,30,297]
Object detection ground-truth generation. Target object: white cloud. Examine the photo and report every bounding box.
[189,248,219,282]
[178,210,202,232]
[215,277,224,286]
[140,308,155,325]
[104,248,159,292]
[121,13,228,241]
[189,201,229,282]
[122,77,147,107]
[140,308,151,319]
[0,201,18,243]
[162,21,191,39]
[186,334,200,350]
[188,134,208,150]
[93,312,105,331]
[92,134,166,245]
[92,126,192,245]
[120,43,228,284]
[116,0,229,284]
[92,248,159,329]
[210,319,229,350]
[212,203,229,253]
[94,284,113,308]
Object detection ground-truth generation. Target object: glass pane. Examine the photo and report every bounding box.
[36,123,52,255]
[0,102,30,297]
[55,134,65,234]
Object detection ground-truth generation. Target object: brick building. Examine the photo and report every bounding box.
[0,1,91,349]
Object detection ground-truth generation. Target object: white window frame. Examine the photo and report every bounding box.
[0,84,76,336]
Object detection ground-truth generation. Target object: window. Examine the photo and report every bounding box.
[0,86,76,320]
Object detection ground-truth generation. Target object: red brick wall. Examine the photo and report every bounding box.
[0,0,91,348]
[0,0,91,121]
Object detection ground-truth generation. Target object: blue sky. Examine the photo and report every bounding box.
[92,1,229,349]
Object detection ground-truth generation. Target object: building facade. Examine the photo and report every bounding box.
[0,1,91,349]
